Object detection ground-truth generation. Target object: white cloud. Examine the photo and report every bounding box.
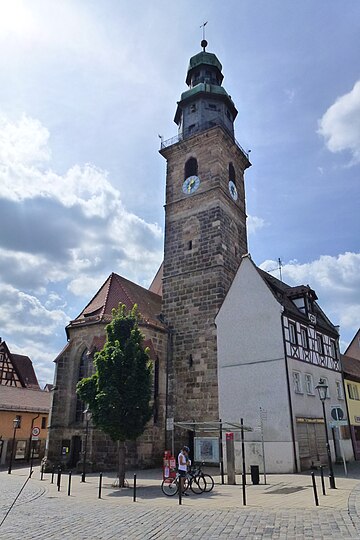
[260,252,360,345]
[318,80,360,164]
[0,114,50,165]
[0,283,68,337]
[0,112,164,383]
[247,215,266,234]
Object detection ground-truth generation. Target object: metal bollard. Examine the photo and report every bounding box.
[57,466,62,492]
[178,477,182,505]
[319,466,326,496]
[68,471,72,496]
[51,466,55,484]
[242,472,247,506]
[98,473,103,499]
[133,474,137,502]
[40,463,44,481]
[311,472,319,506]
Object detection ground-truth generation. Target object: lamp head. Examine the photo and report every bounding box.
[316,378,328,402]
[13,417,20,429]
[83,408,92,422]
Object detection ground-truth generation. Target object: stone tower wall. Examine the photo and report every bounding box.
[161,126,250,426]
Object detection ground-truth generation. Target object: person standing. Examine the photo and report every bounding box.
[178,446,190,495]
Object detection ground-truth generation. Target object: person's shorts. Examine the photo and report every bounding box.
[178,470,186,477]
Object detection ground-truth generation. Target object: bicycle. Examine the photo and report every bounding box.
[161,469,205,496]
[191,463,215,492]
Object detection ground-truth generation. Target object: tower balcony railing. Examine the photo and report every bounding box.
[160,120,250,160]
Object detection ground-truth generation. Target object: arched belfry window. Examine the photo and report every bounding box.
[184,157,198,179]
[229,162,236,184]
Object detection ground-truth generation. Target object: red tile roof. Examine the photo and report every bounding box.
[11,354,40,389]
[68,273,164,332]
[0,385,51,413]
[342,354,360,382]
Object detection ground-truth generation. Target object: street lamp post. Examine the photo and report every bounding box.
[81,409,91,483]
[316,378,336,489]
[8,417,21,474]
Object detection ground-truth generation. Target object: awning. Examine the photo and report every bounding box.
[174,420,253,433]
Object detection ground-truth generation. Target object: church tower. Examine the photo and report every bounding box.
[160,41,251,428]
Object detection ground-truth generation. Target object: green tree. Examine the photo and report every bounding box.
[76,304,153,486]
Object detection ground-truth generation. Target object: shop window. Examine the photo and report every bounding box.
[15,440,27,460]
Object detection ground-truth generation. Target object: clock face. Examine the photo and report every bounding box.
[229,180,238,201]
[182,175,200,195]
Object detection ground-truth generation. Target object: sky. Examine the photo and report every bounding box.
[0,0,359,387]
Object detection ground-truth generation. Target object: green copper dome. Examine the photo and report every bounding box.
[188,51,222,73]
[186,51,223,86]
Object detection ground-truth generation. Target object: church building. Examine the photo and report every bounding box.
[46,41,351,473]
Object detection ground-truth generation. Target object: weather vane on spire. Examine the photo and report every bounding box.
[200,21,208,51]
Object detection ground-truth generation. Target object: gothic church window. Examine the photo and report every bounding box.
[184,157,198,179]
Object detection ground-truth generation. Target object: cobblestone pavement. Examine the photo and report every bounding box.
[1,467,360,539]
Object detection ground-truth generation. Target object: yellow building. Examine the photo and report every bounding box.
[0,339,51,467]
[342,329,360,460]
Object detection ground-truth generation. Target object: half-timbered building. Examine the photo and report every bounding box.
[216,254,353,473]
[341,329,360,460]
[0,339,50,466]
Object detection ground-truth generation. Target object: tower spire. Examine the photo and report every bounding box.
[200,21,208,51]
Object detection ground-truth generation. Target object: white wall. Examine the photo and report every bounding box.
[216,256,295,473]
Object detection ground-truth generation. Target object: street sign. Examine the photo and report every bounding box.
[329,420,348,428]
[166,417,174,431]
[331,406,344,421]
[32,427,40,437]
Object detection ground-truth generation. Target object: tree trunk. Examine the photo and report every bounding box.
[117,440,126,487]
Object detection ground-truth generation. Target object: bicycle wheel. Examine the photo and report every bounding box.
[201,473,214,492]
[161,478,179,496]
[190,475,206,494]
